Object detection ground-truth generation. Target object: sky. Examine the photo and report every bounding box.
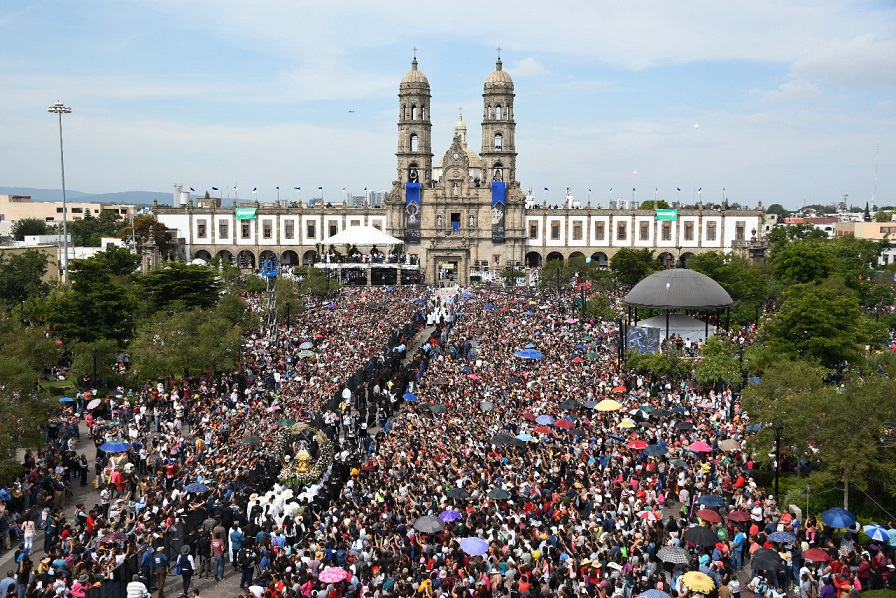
[1,1,894,210]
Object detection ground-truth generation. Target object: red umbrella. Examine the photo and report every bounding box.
[523,413,537,422]
[802,548,831,563]
[637,510,663,521]
[688,441,713,453]
[554,419,573,429]
[727,511,752,522]
[611,386,626,393]
[572,357,583,363]
[628,439,648,450]
[696,509,723,523]
[534,426,553,434]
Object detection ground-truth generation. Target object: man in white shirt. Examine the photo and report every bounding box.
[126,573,149,598]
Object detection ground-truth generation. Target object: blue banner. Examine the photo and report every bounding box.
[491,182,506,243]
[405,183,421,244]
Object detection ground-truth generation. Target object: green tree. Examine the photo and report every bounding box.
[68,338,122,390]
[0,249,50,307]
[120,215,178,258]
[130,308,242,379]
[765,204,790,217]
[275,277,303,321]
[770,239,835,285]
[626,347,691,381]
[69,209,124,246]
[638,200,670,210]
[11,218,50,241]
[610,248,662,287]
[875,210,893,223]
[757,284,872,368]
[134,263,222,313]
[693,336,742,385]
[0,314,58,482]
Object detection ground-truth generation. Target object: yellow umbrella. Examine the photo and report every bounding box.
[617,418,637,428]
[595,399,623,412]
[680,571,715,594]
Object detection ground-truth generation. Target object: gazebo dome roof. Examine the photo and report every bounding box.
[624,269,733,310]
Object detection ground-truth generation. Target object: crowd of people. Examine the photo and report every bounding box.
[2,281,895,598]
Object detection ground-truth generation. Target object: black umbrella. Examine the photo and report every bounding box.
[487,488,511,500]
[510,438,530,448]
[568,428,588,437]
[558,399,582,410]
[446,488,470,500]
[643,444,668,457]
[674,421,694,431]
[240,435,263,446]
[491,433,515,447]
[669,459,688,468]
[414,515,445,534]
[682,526,718,547]
[696,495,726,508]
[750,548,785,571]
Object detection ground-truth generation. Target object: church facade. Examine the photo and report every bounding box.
[154,58,764,285]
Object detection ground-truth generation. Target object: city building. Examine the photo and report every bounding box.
[155,57,765,285]
[0,194,138,225]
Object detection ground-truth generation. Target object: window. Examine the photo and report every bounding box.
[72,207,83,214]
[550,221,561,240]
[412,105,418,120]
[262,220,272,239]
[617,222,627,240]
[196,220,207,238]
[219,221,229,240]
[451,213,461,232]
[494,133,503,150]
[284,221,294,239]
[241,222,250,239]
[639,221,649,241]
[496,105,502,119]
[56,207,63,213]
[736,221,745,241]
[529,222,538,239]
[595,222,605,241]
[572,222,583,241]
[329,223,338,238]
[706,222,717,241]
[410,134,418,152]
[306,222,316,239]
[350,220,360,228]
[684,222,694,241]
[662,221,672,241]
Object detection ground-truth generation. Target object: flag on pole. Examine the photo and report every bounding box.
[212,187,219,191]
[609,187,613,192]
[294,187,300,191]
[698,187,702,192]
[544,187,549,191]
[588,188,592,192]
[318,186,323,190]
[252,187,257,193]
[189,187,195,192]
[276,186,279,190]
[677,187,681,191]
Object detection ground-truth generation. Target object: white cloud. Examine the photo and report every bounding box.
[791,34,896,87]
[508,57,547,77]
[758,80,822,103]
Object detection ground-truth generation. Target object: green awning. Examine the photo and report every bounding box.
[235,208,257,220]
[656,208,678,221]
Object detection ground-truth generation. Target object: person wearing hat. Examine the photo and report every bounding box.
[127,573,150,598]
[70,575,89,598]
[176,546,196,597]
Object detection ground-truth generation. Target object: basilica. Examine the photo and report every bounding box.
[154,57,765,285]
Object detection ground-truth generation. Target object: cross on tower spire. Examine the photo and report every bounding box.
[412,46,418,59]
[496,46,502,59]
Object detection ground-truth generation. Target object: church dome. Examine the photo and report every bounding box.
[485,58,513,86]
[401,58,429,86]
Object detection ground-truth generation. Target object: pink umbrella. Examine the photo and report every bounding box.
[688,441,713,453]
[319,567,349,584]
[468,374,480,380]
[266,405,281,412]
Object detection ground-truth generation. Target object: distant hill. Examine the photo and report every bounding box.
[0,187,168,206]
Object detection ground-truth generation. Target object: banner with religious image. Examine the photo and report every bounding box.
[491,182,506,243]
[405,183,421,243]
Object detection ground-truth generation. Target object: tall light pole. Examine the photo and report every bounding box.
[48,101,72,284]
[772,423,784,503]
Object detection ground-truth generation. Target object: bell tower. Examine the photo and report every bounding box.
[481,52,517,186]
[396,55,433,187]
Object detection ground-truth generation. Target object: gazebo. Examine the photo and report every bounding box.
[622,269,733,354]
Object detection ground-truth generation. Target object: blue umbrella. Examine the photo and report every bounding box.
[462,293,472,298]
[643,444,668,457]
[185,482,209,493]
[439,509,462,522]
[821,507,856,529]
[696,495,726,508]
[58,397,74,403]
[403,392,419,402]
[639,591,673,598]
[584,401,599,408]
[863,524,890,542]
[767,530,797,543]
[523,311,534,315]
[515,434,535,442]
[575,344,586,350]
[515,349,544,360]
[99,440,131,453]
[535,415,555,425]
[608,434,626,442]
[459,537,489,556]
[525,343,536,349]
[485,304,495,310]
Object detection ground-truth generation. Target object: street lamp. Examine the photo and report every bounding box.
[48,101,72,285]
[91,346,98,391]
[771,423,784,503]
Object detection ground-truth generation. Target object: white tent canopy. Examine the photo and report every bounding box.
[637,314,714,343]
[322,225,402,246]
